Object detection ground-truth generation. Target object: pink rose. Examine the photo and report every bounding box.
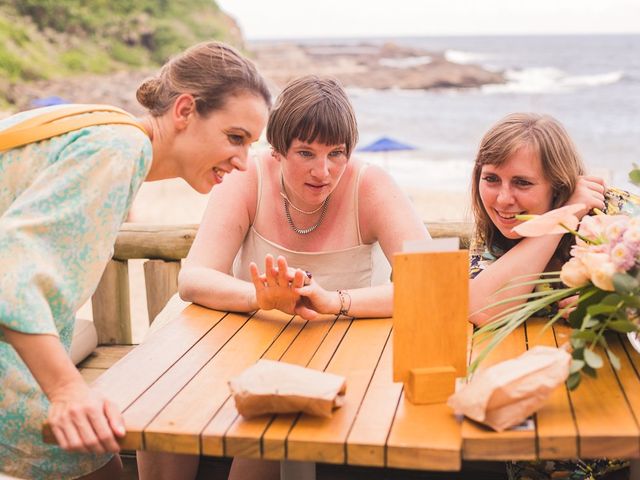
[560,257,590,287]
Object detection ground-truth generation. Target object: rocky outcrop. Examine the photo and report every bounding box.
[251,42,504,90]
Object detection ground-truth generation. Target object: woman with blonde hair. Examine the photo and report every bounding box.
[468,112,633,479]
[0,41,270,479]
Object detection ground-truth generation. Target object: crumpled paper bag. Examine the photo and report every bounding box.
[228,359,347,418]
[447,346,571,431]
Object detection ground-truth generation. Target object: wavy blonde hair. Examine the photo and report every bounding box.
[471,113,585,258]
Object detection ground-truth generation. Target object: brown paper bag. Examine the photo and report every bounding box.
[228,359,347,419]
[447,346,571,431]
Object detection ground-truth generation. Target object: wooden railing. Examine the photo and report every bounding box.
[91,222,473,345]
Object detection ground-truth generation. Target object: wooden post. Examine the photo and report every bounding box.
[92,259,132,345]
[144,259,181,325]
[393,250,468,404]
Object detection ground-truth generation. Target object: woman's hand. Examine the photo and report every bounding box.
[558,295,579,320]
[250,255,307,315]
[294,281,341,320]
[48,379,125,454]
[565,175,606,218]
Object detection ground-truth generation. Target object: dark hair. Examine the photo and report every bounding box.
[136,41,271,116]
[471,113,585,260]
[266,75,358,156]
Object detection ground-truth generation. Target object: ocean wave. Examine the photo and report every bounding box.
[481,67,624,94]
[444,49,490,65]
[379,55,433,68]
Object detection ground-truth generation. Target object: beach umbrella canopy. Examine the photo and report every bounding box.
[358,136,417,153]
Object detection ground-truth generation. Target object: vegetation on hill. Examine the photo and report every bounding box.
[0,0,242,105]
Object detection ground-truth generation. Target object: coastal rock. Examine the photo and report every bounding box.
[251,42,504,90]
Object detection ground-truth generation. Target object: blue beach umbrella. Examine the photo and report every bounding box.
[358,136,417,170]
[358,136,417,153]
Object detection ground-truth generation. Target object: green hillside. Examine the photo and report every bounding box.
[0,0,242,103]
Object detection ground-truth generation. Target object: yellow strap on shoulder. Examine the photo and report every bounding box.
[0,104,147,152]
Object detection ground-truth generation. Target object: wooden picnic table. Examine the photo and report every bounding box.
[92,305,640,477]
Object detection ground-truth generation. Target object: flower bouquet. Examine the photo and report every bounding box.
[472,203,640,390]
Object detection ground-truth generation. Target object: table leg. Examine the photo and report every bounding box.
[280,460,315,480]
[630,460,640,480]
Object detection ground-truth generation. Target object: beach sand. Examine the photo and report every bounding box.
[78,167,470,343]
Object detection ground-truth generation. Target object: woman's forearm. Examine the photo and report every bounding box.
[469,234,563,325]
[334,284,393,318]
[2,327,83,398]
[178,266,258,312]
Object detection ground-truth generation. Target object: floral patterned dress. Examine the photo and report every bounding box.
[469,187,639,480]
[0,107,152,479]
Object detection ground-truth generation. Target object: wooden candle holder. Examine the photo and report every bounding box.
[393,250,468,404]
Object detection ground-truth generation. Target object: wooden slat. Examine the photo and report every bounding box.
[142,309,293,454]
[346,331,402,467]
[92,259,132,344]
[557,323,640,458]
[210,315,339,459]
[114,223,197,260]
[386,399,462,471]
[112,222,471,261]
[121,311,251,450]
[261,317,353,460]
[144,259,181,324]
[462,324,535,460]
[285,318,393,464]
[526,320,578,459]
[209,315,309,457]
[79,345,135,369]
[90,304,224,449]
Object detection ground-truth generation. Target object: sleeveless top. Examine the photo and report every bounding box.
[231,159,392,291]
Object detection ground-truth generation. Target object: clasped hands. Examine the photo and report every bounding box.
[249,255,336,320]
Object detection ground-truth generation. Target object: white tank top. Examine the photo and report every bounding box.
[232,159,391,291]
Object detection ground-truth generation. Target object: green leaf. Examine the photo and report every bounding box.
[570,359,585,374]
[586,304,618,316]
[583,349,603,369]
[571,340,586,352]
[607,349,621,370]
[601,294,623,305]
[567,371,581,390]
[583,364,597,377]
[569,287,607,329]
[613,273,640,295]
[607,319,639,333]
[629,168,640,186]
[572,330,597,341]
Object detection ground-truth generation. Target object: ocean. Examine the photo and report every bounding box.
[324,34,640,193]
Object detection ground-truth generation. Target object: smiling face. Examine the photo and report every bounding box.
[479,144,554,240]
[279,139,349,210]
[174,92,269,194]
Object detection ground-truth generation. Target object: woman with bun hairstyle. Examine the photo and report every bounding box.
[0,41,270,479]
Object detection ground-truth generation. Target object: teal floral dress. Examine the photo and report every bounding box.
[469,187,639,480]
[0,106,152,479]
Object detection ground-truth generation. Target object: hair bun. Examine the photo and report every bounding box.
[136,77,161,110]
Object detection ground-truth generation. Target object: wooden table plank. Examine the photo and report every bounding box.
[212,315,340,459]
[347,331,402,467]
[142,309,293,454]
[555,324,640,458]
[462,324,535,460]
[526,319,578,459]
[610,334,640,458]
[120,310,251,450]
[93,305,225,410]
[286,318,393,464]
[386,399,462,471]
[261,317,353,460]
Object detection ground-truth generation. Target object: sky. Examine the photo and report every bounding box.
[216,0,640,40]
